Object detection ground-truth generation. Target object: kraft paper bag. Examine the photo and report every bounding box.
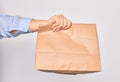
[35,23,101,74]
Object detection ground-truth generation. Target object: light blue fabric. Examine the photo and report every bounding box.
[0,14,32,39]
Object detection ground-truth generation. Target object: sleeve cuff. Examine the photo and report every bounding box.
[7,17,32,37]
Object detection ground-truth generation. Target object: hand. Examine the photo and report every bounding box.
[29,15,72,32]
[48,15,72,32]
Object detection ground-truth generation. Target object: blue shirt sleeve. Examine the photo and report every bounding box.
[0,14,32,39]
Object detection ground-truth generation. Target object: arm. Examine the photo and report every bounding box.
[0,14,72,39]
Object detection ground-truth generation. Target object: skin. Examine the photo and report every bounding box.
[29,15,72,32]
[10,15,72,34]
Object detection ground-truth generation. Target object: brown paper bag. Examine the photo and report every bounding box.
[35,23,101,74]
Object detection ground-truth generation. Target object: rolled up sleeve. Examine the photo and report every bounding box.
[0,14,32,39]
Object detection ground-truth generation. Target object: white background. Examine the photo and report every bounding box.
[0,0,120,82]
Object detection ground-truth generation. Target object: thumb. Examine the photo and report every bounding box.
[49,19,56,25]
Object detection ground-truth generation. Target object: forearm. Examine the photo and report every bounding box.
[29,19,48,32]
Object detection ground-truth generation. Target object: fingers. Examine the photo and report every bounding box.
[52,15,65,31]
[60,15,68,29]
[48,15,72,32]
[62,19,72,30]
[52,16,61,29]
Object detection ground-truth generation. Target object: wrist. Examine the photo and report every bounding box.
[29,19,48,32]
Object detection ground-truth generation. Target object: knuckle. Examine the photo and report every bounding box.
[56,23,60,26]
[64,24,67,27]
